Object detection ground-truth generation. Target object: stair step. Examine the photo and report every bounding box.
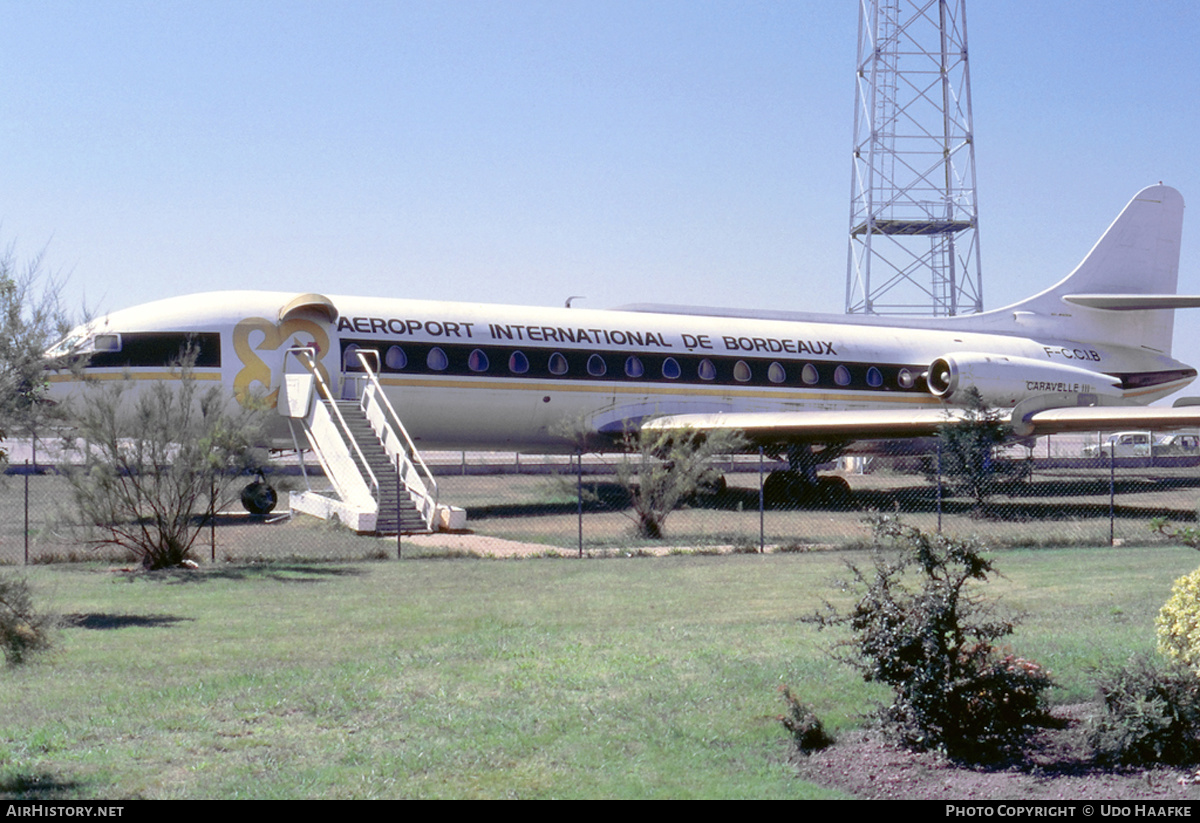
[314,398,437,534]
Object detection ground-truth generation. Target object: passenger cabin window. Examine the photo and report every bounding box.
[768,362,786,384]
[509,351,530,374]
[834,365,852,386]
[468,349,489,372]
[548,352,568,375]
[662,357,681,379]
[427,347,448,371]
[801,363,819,385]
[343,344,361,370]
[385,346,407,370]
[587,354,607,377]
[867,366,883,388]
[697,359,716,381]
[624,356,644,378]
[898,368,915,389]
[733,361,752,383]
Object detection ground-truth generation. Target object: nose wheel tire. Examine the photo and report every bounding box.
[241,480,278,515]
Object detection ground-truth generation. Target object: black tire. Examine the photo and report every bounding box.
[764,471,808,507]
[241,480,278,515]
[817,475,853,507]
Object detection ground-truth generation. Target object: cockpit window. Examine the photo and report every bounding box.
[48,331,121,358]
[47,333,86,359]
[93,334,121,352]
[80,332,221,368]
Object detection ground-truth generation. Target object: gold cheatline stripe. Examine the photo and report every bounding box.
[376,375,943,405]
[46,371,223,383]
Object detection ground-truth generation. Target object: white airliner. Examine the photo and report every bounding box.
[43,184,1200,508]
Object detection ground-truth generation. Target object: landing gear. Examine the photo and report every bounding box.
[240,477,278,515]
[763,472,852,507]
[763,443,854,508]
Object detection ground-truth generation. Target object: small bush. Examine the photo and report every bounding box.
[778,686,834,753]
[0,573,54,666]
[1088,655,1200,766]
[805,514,1052,762]
[1157,567,1200,675]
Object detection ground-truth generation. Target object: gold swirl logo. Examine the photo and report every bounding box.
[232,317,331,406]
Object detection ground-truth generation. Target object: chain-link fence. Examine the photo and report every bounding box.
[3,430,1199,564]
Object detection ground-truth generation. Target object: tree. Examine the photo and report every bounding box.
[0,241,74,464]
[934,386,1012,514]
[61,347,268,569]
[614,425,746,539]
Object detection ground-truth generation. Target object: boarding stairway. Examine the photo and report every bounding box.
[279,347,454,535]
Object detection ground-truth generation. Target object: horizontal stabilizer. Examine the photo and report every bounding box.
[1063,294,1200,311]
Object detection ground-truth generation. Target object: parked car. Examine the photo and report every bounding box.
[1082,431,1153,458]
[1156,434,1200,456]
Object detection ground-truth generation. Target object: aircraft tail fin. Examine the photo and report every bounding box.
[998,184,1186,354]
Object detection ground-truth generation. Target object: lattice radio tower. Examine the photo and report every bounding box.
[845,0,983,316]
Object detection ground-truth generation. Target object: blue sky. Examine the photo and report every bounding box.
[4,1,1200,366]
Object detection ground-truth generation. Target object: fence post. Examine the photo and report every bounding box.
[403,453,408,563]
[758,447,765,553]
[936,439,943,533]
[1109,452,1116,546]
[24,460,29,565]
[577,450,583,558]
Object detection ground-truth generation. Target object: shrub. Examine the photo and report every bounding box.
[0,573,54,666]
[1157,567,1200,675]
[1088,655,1200,766]
[778,686,834,753]
[805,514,1052,762]
[61,345,268,569]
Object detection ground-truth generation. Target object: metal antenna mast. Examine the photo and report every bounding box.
[845,0,982,316]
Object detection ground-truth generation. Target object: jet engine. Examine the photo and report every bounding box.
[926,351,1122,407]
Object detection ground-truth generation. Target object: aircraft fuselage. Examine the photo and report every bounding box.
[46,289,1196,452]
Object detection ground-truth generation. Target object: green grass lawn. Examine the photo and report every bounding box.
[2,544,1198,798]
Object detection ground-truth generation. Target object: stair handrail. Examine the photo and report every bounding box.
[285,346,381,503]
[352,349,440,528]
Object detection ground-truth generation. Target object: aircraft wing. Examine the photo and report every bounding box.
[642,405,1200,445]
[643,409,955,443]
[1015,405,1200,435]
